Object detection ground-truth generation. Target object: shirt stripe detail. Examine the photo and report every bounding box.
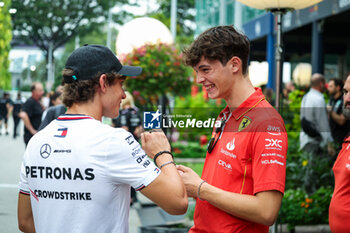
[29,188,39,202]
[19,189,30,195]
[135,184,145,191]
[235,97,266,120]
[57,115,93,121]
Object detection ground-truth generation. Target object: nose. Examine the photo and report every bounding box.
[345,92,350,103]
[122,90,127,99]
[196,74,205,84]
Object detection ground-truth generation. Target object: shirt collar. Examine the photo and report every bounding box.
[217,88,266,121]
[57,114,94,121]
[344,134,350,142]
[231,88,266,121]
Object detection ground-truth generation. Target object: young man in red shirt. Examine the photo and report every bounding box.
[177,25,287,233]
[329,74,350,233]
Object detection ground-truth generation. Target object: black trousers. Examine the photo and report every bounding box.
[13,115,20,138]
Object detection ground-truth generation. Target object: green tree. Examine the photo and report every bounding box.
[11,0,132,88]
[149,0,195,46]
[122,43,192,108]
[0,0,13,90]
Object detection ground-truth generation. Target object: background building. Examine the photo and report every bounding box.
[195,0,350,89]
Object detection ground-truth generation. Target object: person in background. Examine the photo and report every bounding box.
[329,73,350,233]
[282,81,295,105]
[38,91,66,131]
[0,92,13,136]
[112,91,142,205]
[112,91,142,140]
[300,73,334,156]
[12,92,24,139]
[19,82,44,146]
[41,91,63,120]
[177,25,288,233]
[327,78,349,152]
[263,87,274,106]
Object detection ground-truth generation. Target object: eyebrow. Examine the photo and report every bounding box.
[198,64,210,68]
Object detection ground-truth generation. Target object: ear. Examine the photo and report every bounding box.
[99,74,108,93]
[227,56,242,74]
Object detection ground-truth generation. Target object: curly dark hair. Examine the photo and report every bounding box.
[62,69,122,107]
[183,25,250,75]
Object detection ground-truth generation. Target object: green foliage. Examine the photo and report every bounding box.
[282,89,305,140]
[172,141,206,159]
[280,86,334,228]
[180,161,205,177]
[152,0,195,37]
[11,0,129,50]
[285,136,334,192]
[122,43,192,107]
[186,203,196,221]
[172,92,225,141]
[0,0,12,90]
[279,187,333,229]
[11,0,132,89]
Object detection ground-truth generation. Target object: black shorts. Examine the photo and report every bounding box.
[0,114,8,123]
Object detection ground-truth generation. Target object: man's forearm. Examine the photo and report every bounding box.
[330,111,347,126]
[19,113,37,135]
[199,183,282,226]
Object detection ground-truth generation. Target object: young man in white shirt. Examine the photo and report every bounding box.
[17,44,187,233]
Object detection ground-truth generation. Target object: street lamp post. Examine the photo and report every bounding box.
[237,0,323,110]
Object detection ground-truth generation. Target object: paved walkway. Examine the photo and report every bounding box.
[0,120,24,233]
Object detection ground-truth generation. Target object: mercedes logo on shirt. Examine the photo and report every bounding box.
[40,144,52,159]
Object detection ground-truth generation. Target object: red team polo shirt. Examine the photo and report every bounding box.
[329,135,350,233]
[190,89,287,233]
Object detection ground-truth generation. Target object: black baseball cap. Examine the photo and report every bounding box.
[64,44,142,83]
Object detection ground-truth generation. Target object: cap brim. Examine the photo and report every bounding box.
[118,65,142,76]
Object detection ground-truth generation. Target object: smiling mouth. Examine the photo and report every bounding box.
[204,84,215,92]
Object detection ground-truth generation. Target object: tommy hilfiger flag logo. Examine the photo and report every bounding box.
[54,128,68,138]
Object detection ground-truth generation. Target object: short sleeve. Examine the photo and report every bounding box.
[22,99,33,117]
[38,107,57,130]
[18,154,30,195]
[106,131,160,191]
[251,119,288,194]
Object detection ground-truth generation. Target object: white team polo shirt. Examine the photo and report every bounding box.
[19,114,160,233]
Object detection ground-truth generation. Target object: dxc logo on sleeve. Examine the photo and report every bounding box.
[265,139,282,150]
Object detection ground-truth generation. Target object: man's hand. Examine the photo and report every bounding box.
[177,164,203,198]
[327,142,336,157]
[133,126,143,139]
[141,130,171,159]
